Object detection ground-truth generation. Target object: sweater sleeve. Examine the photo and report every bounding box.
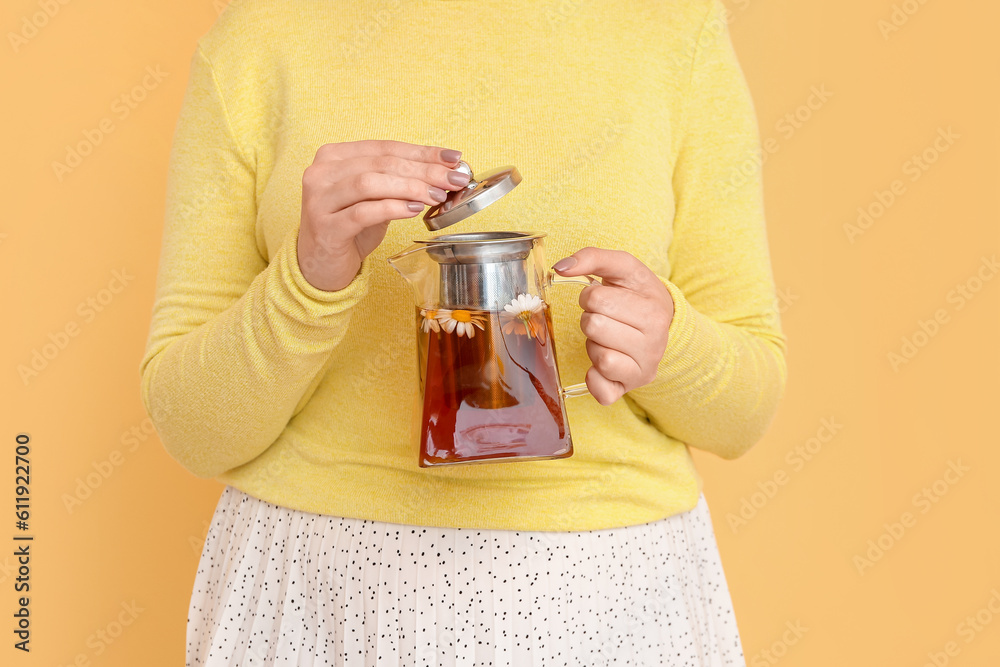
[624,0,788,460]
[139,44,371,479]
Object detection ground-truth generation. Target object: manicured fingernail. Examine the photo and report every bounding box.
[553,257,577,272]
[429,186,447,202]
[407,201,424,212]
[447,170,471,187]
[440,149,462,163]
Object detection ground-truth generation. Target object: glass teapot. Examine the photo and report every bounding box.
[387,162,593,467]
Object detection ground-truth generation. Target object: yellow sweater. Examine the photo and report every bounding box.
[140,0,787,531]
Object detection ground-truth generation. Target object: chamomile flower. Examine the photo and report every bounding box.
[436,309,487,338]
[419,308,441,333]
[501,293,547,341]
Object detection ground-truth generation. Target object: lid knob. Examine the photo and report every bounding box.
[423,160,521,231]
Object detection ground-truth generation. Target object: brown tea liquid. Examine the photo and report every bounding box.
[416,305,572,466]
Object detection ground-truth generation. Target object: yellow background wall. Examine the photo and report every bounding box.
[2,0,998,664]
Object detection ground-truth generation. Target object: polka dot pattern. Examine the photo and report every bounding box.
[186,486,745,666]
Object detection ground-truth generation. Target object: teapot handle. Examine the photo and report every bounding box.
[549,274,599,288]
[547,272,600,398]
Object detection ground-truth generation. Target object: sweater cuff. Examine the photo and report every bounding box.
[272,226,371,325]
[626,276,718,400]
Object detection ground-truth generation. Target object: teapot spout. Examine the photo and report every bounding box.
[387,243,439,308]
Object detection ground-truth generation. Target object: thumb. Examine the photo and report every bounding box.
[553,246,644,290]
[551,246,601,276]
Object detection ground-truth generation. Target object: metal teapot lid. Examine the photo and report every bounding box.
[423,160,521,231]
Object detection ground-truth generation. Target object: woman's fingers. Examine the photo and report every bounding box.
[559,246,672,329]
[296,139,466,291]
[331,199,426,237]
[585,338,644,387]
[579,283,666,333]
[305,198,423,252]
[555,246,655,292]
[305,169,451,218]
[354,153,468,188]
[584,364,627,406]
[303,151,472,225]
[553,245,676,404]
[579,311,644,358]
[313,139,461,168]
[312,141,470,203]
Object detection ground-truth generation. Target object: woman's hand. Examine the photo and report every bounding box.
[297,140,471,292]
[552,247,675,406]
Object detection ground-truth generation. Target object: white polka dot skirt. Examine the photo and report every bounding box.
[186,486,745,666]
